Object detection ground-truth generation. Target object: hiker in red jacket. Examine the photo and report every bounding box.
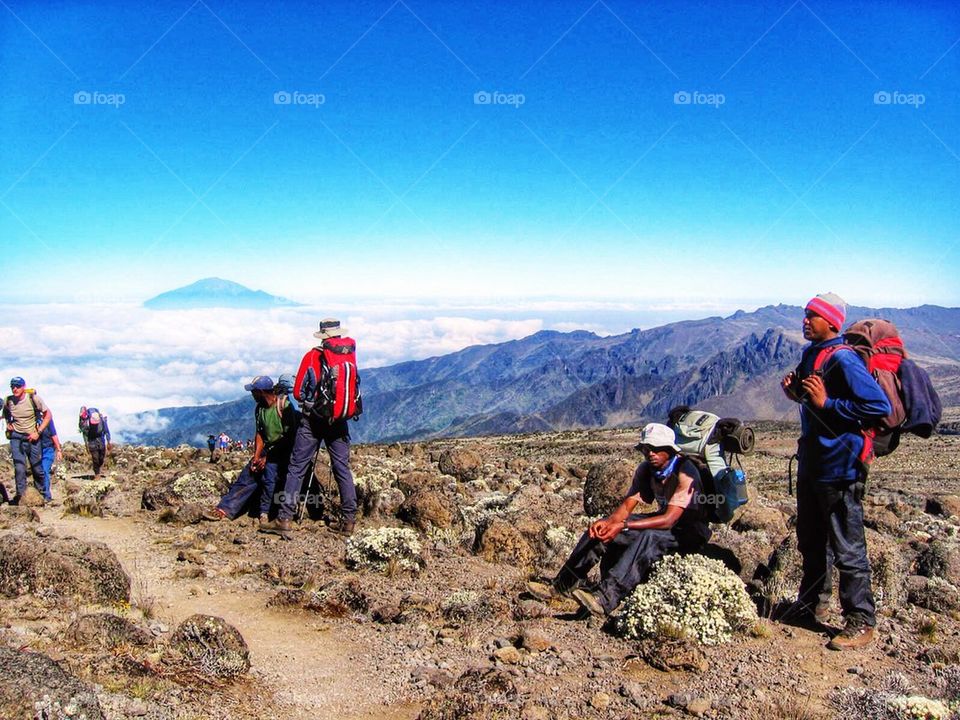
[261,319,359,539]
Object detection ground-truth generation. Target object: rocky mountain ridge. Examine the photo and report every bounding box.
[122,303,960,446]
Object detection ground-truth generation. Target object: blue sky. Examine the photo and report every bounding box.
[1,0,959,307]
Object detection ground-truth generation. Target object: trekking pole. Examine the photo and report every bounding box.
[787,453,797,496]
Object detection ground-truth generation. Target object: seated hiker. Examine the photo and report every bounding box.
[202,376,299,523]
[527,423,711,617]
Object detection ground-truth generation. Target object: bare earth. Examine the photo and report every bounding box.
[2,421,960,719]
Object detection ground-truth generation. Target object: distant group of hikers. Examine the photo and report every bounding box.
[2,382,111,503]
[2,296,942,652]
[206,433,253,461]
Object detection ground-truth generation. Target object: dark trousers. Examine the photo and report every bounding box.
[41,443,55,500]
[86,438,106,476]
[554,514,695,613]
[217,455,286,519]
[278,416,356,522]
[796,473,875,625]
[10,434,44,498]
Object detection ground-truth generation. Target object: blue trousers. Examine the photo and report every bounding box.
[796,473,875,625]
[41,444,55,500]
[554,513,708,613]
[9,434,44,498]
[216,455,286,519]
[278,416,356,522]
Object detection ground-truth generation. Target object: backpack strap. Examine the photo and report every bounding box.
[812,343,856,372]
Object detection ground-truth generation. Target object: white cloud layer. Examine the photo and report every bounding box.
[0,298,744,442]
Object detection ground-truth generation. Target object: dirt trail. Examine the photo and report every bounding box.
[39,508,419,720]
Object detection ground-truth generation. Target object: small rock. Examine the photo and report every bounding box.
[620,681,646,708]
[687,697,712,716]
[493,646,522,664]
[494,637,513,649]
[847,666,862,675]
[590,692,611,710]
[520,628,553,653]
[521,703,550,720]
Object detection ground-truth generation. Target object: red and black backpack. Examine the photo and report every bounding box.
[296,337,363,422]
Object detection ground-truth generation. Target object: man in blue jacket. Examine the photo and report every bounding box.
[781,292,891,651]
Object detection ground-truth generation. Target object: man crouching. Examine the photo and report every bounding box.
[527,423,711,617]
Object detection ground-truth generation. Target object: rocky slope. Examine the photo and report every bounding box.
[2,426,960,719]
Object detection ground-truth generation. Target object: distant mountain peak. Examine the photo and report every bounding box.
[143,277,302,309]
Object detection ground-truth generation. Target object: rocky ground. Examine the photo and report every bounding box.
[2,420,960,720]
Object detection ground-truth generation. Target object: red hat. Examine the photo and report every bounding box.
[805,292,846,331]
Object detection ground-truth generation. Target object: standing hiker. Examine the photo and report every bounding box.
[261,318,362,539]
[526,423,711,617]
[207,434,217,463]
[3,377,50,503]
[202,376,298,523]
[39,416,63,501]
[79,405,111,479]
[780,292,891,650]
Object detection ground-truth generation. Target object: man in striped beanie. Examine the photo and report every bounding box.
[780,292,891,650]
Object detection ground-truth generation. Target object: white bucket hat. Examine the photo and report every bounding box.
[634,422,680,452]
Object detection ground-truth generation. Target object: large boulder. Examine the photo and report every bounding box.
[63,613,154,650]
[169,614,250,678]
[397,471,448,497]
[474,519,535,568]
[0,533,130,603]
[583,459,636,517]
[141,470,227,510]
[926,495,960,520]
[731,504,790,540]
[398,490,459,532]
[0,647,104,719]
[438,448,483,483]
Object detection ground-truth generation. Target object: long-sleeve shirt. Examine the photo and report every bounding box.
[797,337,892,482]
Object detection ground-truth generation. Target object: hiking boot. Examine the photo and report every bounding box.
[828,619,875,651]
[201,507,227,522]
[258,513,269,525]
[572,589,606,618]
[259,518,293,538]
[525,581,561,602]
[330,518,355,536]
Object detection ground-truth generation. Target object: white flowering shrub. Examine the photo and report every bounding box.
[461,494,512,529]
[345,527,424,573]
[886,696,952,720]
[615,554,757,646]
[65,479,117,516]
[172,472,222,502]
[354,465,398,495]
[831,673,951,720]
[545,524,577,557]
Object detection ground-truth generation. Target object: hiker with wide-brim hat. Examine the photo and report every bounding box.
[262,318,361,539]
